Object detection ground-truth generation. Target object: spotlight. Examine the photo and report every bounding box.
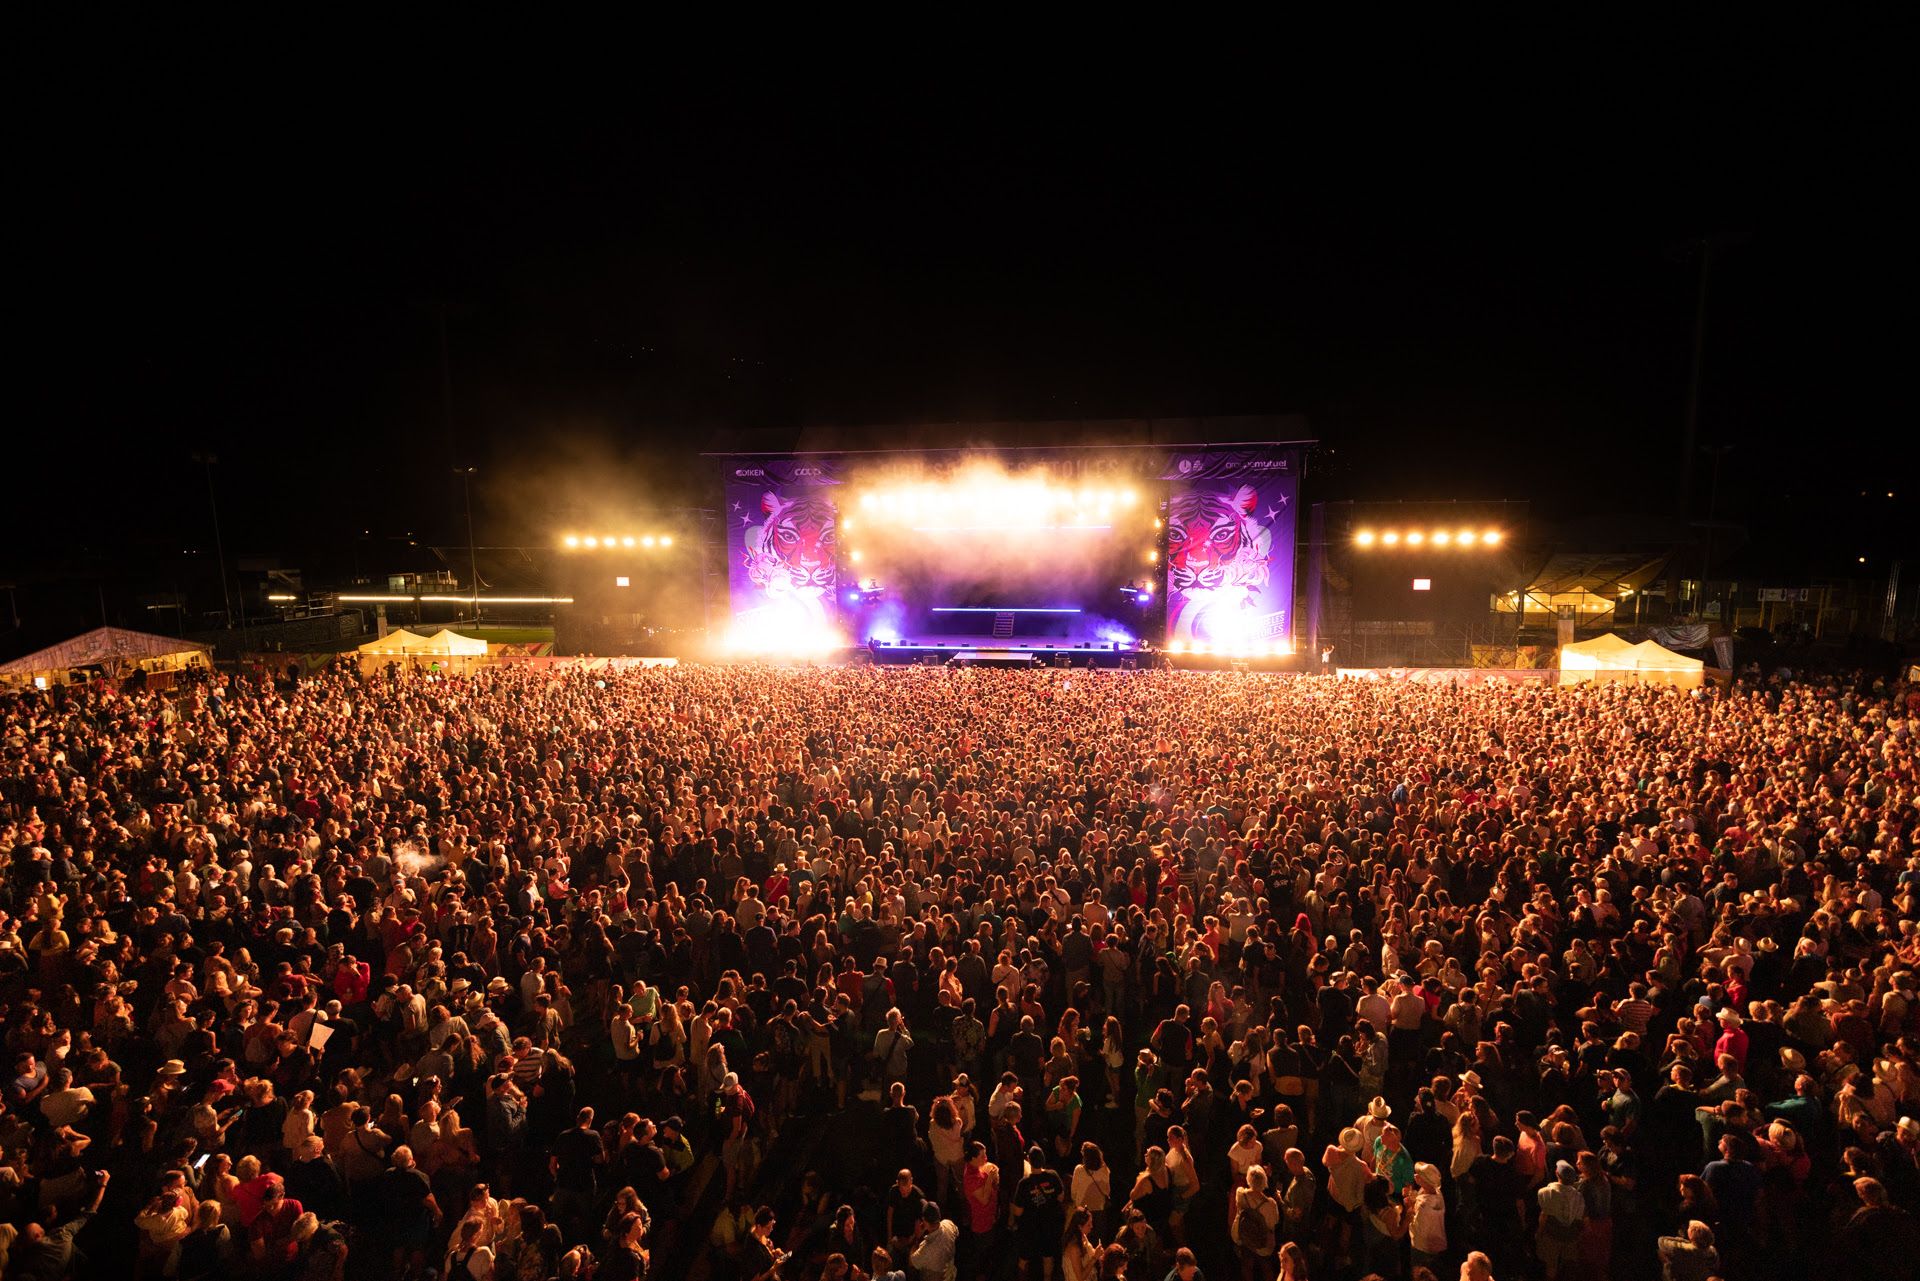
[842,518,854,532]
[583,536,599,548]
[861,494,876,509]
[660,536,672,547]
[563,536,580,548]
[850,550,862,562]
[1481,530,1503,545]
[1405,530,1425,546]
[622,536,637,548]
[1147,550,1159,563]
[1431,530,1451,546]
[1381,531,1401,546]
[1354,530,1376,547]
[1455,529,1476,546]
[1168,641,1187,654]
[604,536,618,548]
[1136,592,1152,605]
[1121,490,1138,506]
[642,536,656,547]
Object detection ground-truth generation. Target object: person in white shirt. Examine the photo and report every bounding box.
[1409,1162,1447,1272]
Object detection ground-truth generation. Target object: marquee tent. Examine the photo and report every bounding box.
[1559,633,1705,688]
[355,628,487,672]
[0,627,211,688]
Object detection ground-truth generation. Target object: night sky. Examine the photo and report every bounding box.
[12,72,1912,628]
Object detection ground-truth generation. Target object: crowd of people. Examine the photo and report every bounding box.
[0,658,1916,1281]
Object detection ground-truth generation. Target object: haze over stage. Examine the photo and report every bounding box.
[713,443,1303,659]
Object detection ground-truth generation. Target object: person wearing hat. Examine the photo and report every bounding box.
[1323,1130,1368,1270]
[1714,1008,1750,1074]
[1408,1162,1446,1272]
[1357,1096,1392,1154]
[1535,1160,1586,1280]
[1877,1115,1920,1209]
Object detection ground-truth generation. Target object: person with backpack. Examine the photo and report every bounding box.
[1229,1164,1279,1281]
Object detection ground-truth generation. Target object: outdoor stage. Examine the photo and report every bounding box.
[704,441,1311,662]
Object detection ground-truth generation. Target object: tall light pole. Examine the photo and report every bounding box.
[1699,444,1734,620]
[455,466,481,625]
[191,452,235,628]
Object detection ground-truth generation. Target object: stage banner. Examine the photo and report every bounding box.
[1163,451,1298,647]
[722,459,844,634]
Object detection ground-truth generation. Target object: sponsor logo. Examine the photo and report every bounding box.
[733,468,765,478]
[791,467,824,478]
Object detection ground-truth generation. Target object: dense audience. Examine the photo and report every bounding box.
[0,659,1917,1281]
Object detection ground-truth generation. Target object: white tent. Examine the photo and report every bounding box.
[0,627,211,688]
[356,628,487,671]
[355,629,439,657]
[424,629,487,656]
[1559,633,1705,688]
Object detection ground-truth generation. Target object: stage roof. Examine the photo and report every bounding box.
[1521,552,1670,597]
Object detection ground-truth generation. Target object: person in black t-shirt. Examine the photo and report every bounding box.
[882,1168,927,1261]
[551,1106,608,1241]
[375,1145,440,1275]
[1010,1145,1066,1281]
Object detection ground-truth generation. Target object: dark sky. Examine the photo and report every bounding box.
[14,71,1912,594]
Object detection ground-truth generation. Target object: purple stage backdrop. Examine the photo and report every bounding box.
[1162,449,1297,647]
[723,459,845,637]
[717,447,1301,649]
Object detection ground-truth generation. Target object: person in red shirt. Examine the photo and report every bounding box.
[249,1179,305,1271]
[1715,1009,1750,1073]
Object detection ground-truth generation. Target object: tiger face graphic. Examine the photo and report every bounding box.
[1166,485,1275,642]
[744,492,837,607]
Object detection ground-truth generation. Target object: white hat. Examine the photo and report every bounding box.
[1367,1097,1392,1120]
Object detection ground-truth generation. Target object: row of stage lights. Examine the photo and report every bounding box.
[856,484,1140,526]
[1354,528,1503,548]
[561,535,675,550]
[1166,640,1293,658]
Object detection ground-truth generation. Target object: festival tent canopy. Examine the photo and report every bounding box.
[0,627,211,685]
[355,628,488,667]
[424,629,487,656]
[1559,633,1705,688]
[355,629,441,656]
